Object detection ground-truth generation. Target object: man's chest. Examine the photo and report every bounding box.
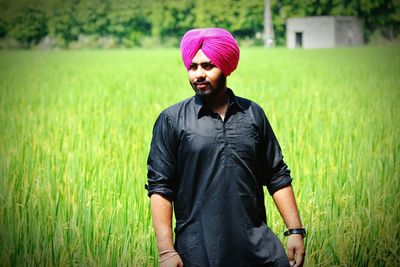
[177,112,263,158]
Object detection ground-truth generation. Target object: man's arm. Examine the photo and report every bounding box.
[272,185,305,267]
[150,194,183,267]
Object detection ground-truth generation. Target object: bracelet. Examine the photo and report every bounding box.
[159,249,176,256]
[284,228,306,237]
[159,252,179,263]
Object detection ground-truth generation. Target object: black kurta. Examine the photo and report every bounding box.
[146,89,292,267]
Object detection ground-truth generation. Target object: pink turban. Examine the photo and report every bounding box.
[180,28,240,76]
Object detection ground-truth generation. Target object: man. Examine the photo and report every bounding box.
[146,28,305,267]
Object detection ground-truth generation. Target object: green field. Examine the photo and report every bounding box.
[0,47,399,266]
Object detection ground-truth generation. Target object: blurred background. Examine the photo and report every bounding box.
[0,0,399,49]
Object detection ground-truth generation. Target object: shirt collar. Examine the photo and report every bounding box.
[194,88,245,118]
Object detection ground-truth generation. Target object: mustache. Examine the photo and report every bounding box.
[193,80,210,85]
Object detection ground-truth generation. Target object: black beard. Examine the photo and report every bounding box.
[190,74,226,98]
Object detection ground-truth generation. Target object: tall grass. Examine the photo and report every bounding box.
[0,47,399,266]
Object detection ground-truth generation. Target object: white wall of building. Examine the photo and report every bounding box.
[286,16,364,49]
[335,17,364,47]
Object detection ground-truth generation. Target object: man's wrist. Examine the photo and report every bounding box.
[159,252,179,263]
[159,249,176,257]
[157,241,175,253]
[283,228,306,237]
[159,249,179,263]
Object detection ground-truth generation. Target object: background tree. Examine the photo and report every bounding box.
[107,0,151,47]
[0,0,398,48]
[46,0,80,47]
[4,0,47,47]
[0,0,8,39]
[75,0,109,37]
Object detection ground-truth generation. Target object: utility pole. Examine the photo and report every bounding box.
[264,0,274,47]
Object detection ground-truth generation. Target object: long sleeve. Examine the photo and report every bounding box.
[146,112,179,201]
[256,107,292,195]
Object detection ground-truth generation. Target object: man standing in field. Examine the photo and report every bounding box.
[146,28,305,267]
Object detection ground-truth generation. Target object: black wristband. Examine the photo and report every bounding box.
[284,228,306,237]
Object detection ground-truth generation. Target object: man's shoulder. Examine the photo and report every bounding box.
[160,95,195,118]
[234,94,265,114]
[233,93,270,127]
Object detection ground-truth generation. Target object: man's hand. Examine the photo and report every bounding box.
[151,194,183,266]
[271,186,305,266]
[159,252,184,267]
[287,234,305,267]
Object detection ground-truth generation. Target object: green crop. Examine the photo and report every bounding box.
[0,47,399,266]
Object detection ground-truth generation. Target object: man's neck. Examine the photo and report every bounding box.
[202,87,229,117]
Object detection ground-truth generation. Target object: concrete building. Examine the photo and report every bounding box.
[286,16,364,49]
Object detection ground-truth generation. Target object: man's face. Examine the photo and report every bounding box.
[189,49,226,97]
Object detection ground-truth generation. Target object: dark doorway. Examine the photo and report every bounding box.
[295,32,303,48]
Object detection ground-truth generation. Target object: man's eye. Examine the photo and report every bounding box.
[190,64,197,70]
[202,63,214,70]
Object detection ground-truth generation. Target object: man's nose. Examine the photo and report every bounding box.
[195,67,206,79]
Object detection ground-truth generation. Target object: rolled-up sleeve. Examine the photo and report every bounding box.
[259,109,292,195]
[146,112,178,200]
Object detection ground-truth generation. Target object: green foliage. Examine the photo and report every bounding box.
[107,0,151,46]
[7,2,48,47]
[76,0,109,36]
[0,0,7,38]
[0,0,398,48]
[46,0,80,46]
[356,0,400,39]
[231,1,264,38]
[193,0,264,38]
[149,0,194,40]
[0,18,6,39]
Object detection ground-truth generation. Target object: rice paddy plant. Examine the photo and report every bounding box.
[0,47,399,266]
